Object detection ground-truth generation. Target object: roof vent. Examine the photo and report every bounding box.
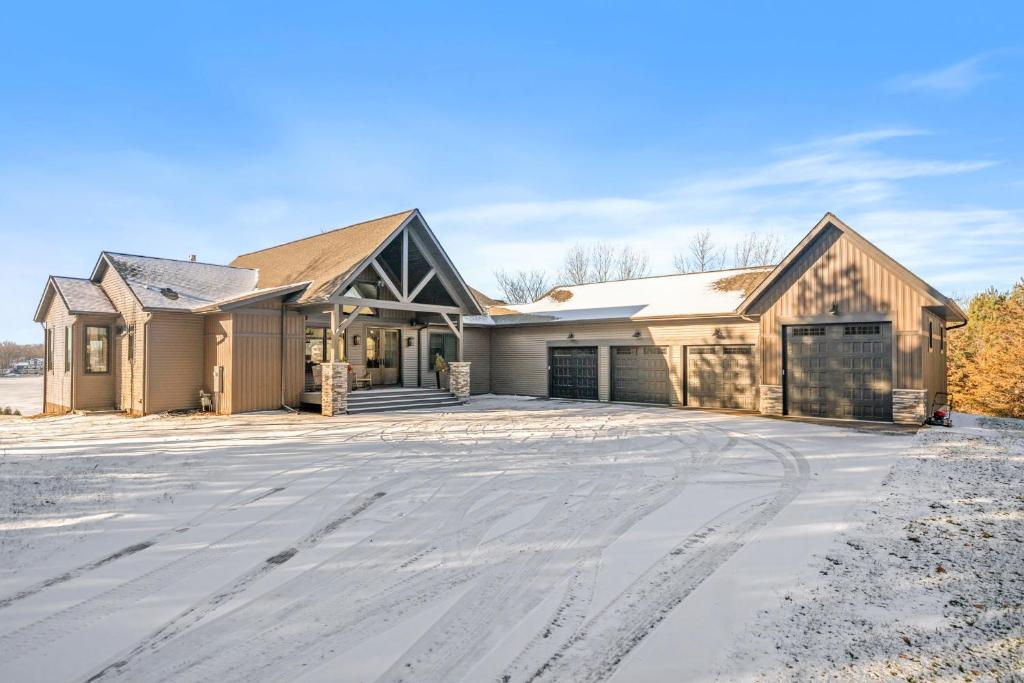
[189,254,197,262]
[160,287,179,300]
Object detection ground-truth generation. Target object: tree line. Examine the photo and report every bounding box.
[494,230,784,304]
[948,280,1024,418]
[1,341,44,370]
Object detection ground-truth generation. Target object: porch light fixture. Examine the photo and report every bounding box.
[406,336,414,347]
[632,330,641,338]
[352,335,360,346]
[829,302,840,316]
[713,328,724,338]
[567,332,574,339]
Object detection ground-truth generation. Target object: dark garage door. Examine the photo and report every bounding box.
[548,347,598,400]
[611,346,671,405]
[785,323,892,421]
[686,345,756,409]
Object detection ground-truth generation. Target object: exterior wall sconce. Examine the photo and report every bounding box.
[406,336,414,347]
[632,330,641,338]
[829,302,840,316]
[567,332,574,339]
[352,335,361,346]
[713,328,724,338]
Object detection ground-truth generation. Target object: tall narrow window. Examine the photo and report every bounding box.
[65,326,72,370]
[940,325,945,352]
[928,321,933,350]
[84,325,110,374]
[45,328,53,371]
[429,333,458,363]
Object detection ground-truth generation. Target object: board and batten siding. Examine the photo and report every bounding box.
[487,318,759,401]
[748,225,935,390]
[145,312,205,413]
[202,301,304,415]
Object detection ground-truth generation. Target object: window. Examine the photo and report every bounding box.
[45,328,53,371]
[724,346,752,354]
[791,326,825,336]
[843,324,881,336]
[940,325,945,352]
[64,327,72,370]
[429,333,458,363]
[84,325,110,374]
[689,346,718,354]
[929,321,933,350]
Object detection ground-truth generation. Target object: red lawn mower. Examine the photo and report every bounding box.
[925,391,954,427]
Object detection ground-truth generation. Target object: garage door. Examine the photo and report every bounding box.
[548,347,598,400]
[685,345,756,409]
[611,346,670,405]
[785,323,892,421]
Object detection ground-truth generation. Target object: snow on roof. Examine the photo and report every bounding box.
[466,267,772,326]
[104,252,259,311]
[51,277,117,315]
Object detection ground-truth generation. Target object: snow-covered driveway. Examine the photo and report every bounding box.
[0,397,908,682]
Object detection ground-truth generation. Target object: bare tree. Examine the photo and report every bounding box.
[590,243,616,283]
[616,246,650,280]
[493,269,550,304]
[673,230,725,272]
[559,243,593,286]
[733,232,783,268]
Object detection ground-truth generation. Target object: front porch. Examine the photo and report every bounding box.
[292,214,479,415]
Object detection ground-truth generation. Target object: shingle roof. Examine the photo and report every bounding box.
[52,277,116,314]
[465,267,773,326]
[103,253,259,311]
[230,210,415,304]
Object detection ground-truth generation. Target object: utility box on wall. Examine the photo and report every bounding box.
[212,365,224,394]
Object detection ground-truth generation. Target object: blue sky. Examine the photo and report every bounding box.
[2,2,1022,342]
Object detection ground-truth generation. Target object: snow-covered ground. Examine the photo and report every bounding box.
[0,376,42,416]
[723,412,1024,681]
[0,397,1015,682]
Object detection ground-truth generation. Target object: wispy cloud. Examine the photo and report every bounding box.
[435,129,1009,296]
[890,55,994,96]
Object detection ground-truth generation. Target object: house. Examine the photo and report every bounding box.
[34,210,965,423]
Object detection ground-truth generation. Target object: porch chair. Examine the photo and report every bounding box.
[351,367,373,390]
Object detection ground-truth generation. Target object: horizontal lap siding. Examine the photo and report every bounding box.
[99,267,145,414]
[488,319,759,398]
[750,227,931,390]
[146,312,205,413]
[230,303,305,413]
[204,314,233,413]
[462,326,491,394]
[43,297,73,413]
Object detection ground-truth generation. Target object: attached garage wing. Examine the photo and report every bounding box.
[548,347,598,400]
[785,323,892,421]
[611,346,670,405]
[686,345,756,409]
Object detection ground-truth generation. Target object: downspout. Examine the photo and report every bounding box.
[280,304,297,413]
[141,313,151,416]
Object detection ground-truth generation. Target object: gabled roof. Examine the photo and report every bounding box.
[738,213,968,323]
[33,276,117,322]
[92,252,260,311]
[230,210,416,304]
[466,267,772,326]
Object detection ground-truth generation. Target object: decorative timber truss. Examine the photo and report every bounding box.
[320,210,481,362]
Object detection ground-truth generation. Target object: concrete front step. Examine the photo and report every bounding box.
[348,389,451,403]
[347,397,464,414]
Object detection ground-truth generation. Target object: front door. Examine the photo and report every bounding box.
[366,328,401,386]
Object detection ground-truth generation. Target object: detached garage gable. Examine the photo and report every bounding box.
[739,213,965,421]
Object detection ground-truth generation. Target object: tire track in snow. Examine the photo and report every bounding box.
[520,429,811,683]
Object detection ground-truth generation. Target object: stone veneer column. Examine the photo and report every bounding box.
[893,389,928,424]
[321,362,349,416]
[759,385,783,415]
[448,362,471,401]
